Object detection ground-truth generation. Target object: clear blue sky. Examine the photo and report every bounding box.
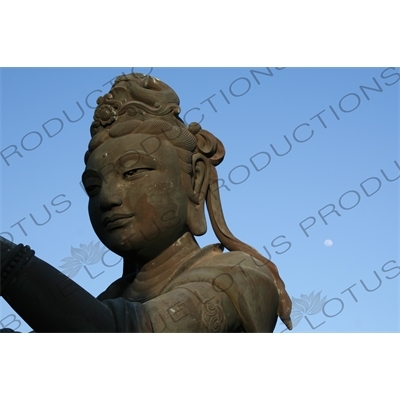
[1,67,399,332]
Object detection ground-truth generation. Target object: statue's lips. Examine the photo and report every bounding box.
[103,214,134,230]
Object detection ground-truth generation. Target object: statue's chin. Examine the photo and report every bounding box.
[98,228,184,265]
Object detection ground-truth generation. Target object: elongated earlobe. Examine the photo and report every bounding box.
[187,154,210,236]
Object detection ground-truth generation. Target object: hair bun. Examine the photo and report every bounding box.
[189,123,225,166]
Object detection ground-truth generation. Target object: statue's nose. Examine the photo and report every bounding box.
[99,184,123,212]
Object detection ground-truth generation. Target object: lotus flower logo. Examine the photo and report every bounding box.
[290,291,327,328]
[59,241,107,278]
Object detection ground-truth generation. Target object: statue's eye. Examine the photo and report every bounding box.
[123,168,152,178]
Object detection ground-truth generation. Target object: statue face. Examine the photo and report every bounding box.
[82,134,190,263]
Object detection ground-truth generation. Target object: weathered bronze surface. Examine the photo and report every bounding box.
[0,73,292,332]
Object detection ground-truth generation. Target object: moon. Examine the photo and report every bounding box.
[324,239,333,247]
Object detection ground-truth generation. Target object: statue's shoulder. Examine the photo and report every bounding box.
[164,243,277,295]
[186,243,275,279]
[162,243,279,332]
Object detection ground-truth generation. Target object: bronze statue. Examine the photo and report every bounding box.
[0,73,292,332]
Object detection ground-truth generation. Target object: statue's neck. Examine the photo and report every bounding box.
[121,232,201,302]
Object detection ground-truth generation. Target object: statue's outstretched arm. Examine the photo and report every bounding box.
[0,236,149,332]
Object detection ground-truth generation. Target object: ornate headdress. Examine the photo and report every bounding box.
[87,73,292,330]
[91,73,183,134]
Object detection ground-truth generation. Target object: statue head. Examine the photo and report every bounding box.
[82,73,292,329]
[83,73,224,261]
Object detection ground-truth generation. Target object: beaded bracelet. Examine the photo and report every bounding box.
[1,241,35,293]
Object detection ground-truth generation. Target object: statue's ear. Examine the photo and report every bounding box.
[187,153,210,236]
